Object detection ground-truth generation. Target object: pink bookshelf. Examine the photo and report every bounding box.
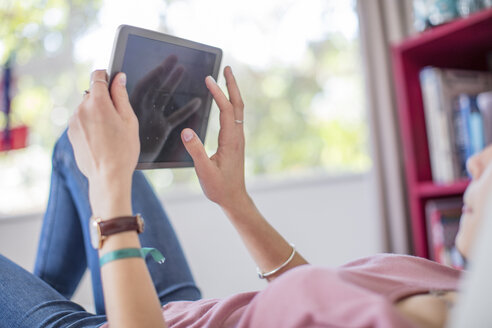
[391,8,492,258]
[415,180,469,198]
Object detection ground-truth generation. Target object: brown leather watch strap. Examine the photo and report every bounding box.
[98,215,143,237]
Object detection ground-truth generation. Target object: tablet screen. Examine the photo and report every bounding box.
[121,34,217,165]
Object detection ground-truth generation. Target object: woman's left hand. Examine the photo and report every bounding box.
[180,66,248,213]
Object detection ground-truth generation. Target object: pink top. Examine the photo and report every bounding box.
[102,254,462,327]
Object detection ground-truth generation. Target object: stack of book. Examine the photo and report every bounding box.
[425,197,464,269]
[420,67,492,183]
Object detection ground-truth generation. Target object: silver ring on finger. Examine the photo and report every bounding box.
[235,120,244,124]
[90,79,109,86]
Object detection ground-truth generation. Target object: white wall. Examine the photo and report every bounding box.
[0,172,383,312]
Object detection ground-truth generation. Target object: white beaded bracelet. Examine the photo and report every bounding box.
[256,243,296,279]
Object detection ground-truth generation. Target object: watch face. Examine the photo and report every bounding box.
[89,217,100,249]
[137,214,145,233]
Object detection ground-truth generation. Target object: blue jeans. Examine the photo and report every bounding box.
[0,131,201,327]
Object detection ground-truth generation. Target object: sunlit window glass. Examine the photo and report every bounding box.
[0,0,369,215]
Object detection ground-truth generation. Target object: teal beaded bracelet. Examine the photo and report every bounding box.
[99,247,165,267]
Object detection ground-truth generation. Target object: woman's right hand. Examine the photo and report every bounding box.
[180,66,248,212]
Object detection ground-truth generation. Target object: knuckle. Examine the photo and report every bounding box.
[77,103,94,120]
[68,117,75,130]
[67,129,73,145]
[92,69,107,79]
[67,116,78,136]
[74,106,83,119]
[130,115,139,129]
[75,110,85,122]
[91,95,110,109]
[225,103,234,112]
[92,91,105,101]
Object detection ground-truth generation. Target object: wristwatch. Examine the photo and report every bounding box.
[90,214,145,249]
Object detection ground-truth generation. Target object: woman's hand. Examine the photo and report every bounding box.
[456,146,492,260]
[68,70,139,217]
[180,66,247,212]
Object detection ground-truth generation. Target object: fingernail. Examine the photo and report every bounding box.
[119,73,126,86]
[206,76,217,84]
[183,129,194,142]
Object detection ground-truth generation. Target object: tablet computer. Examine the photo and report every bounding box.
[108,25,222,169]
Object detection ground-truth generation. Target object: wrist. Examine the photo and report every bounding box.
[89,165,134,186]
[222,193,252,212]
[221,194,259,224]
[89,174,133,219]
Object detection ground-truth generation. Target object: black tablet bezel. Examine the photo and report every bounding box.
[108,24,222,169]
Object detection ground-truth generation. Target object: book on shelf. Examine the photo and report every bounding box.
[453,94,485,177]
[425,197,464,269]
[420,67,492,183]
[477,91,492,145]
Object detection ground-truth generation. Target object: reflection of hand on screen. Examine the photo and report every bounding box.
[130,55,202,162]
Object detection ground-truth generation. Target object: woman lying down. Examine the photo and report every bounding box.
[0,66,488,328]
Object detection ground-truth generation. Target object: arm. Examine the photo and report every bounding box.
[68,70,166,327]
[223,196,308,281]
[181,66,307,281]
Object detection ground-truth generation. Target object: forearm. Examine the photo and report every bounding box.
[222,195,308,282]
[91,178,166,328]
[68,70,165,326]
[99,233,166,328]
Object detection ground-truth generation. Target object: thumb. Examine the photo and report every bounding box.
[181,128,213,171]
[110,72,134,117]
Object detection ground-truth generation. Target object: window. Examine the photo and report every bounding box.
[0,0,370,215]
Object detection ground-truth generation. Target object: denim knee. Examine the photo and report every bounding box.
[51,130,76,171]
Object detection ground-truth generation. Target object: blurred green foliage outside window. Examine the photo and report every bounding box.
[0,0,370,216]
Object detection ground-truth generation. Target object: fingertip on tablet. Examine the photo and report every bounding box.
[206,75,217,85]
